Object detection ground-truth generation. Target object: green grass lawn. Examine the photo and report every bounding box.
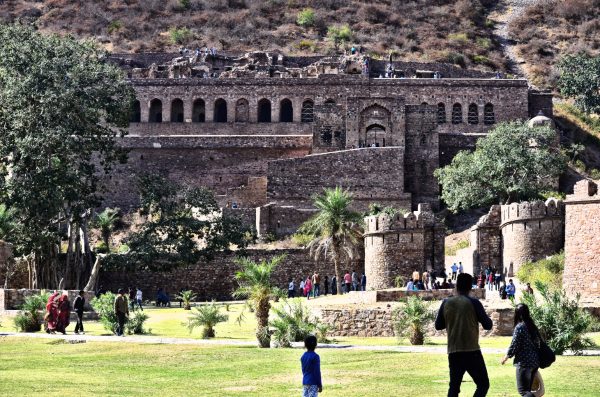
[0,338,599,397]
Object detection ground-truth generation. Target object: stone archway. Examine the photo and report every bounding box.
[366,124,386,147]
[359,104,391,147]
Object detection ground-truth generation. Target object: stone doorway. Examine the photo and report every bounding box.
[366,124,386,147]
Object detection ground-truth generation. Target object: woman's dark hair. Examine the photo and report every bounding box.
[304,335,317,351]
[514,303,540,340]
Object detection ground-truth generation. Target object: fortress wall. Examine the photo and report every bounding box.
[500,199,564,276]
[438,133,481,166]
[128,121,313,136]
[564,180,600,298]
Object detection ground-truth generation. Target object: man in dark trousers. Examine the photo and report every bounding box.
[73,290,85,335]
[435,273,493,397]
[114,289,129,336]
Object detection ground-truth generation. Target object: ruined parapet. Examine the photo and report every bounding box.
[364,203,445,290]
[469,205,502,275]
[500,198,564,276]
[564,180,600,299]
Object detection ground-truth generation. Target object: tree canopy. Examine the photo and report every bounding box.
[558,53,600,114]
[0,24,134,288]
[434,121,567,212]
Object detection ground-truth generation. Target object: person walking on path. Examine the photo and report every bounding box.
[451,263,458,281]
[55,294,71,335]
[135,287,144,311]
[361,273,367,291]
[45,291,59,334]
[423,271,430,290]
[301,335,323,397]
[494,269,502,291]
[506,279,517,301]
[435,273,493,397]
[73,290,85,335]
[330,275,337,295]
[458,262,464,274]
[114,289,129,336]
[344,271,352,293]
[501,304,541,397]
[351,270,359,292]
[312,272,321,297]
[304,277,313,300]
[288,278,296,298]
[300,278,306,297]
[323,276,329,295]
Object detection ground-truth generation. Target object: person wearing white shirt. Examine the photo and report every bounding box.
[135,288,144,311]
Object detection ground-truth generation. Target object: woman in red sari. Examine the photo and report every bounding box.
[45,292,59,334]
[56,294,71,334]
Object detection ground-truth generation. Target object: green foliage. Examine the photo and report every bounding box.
[0,203,16,241]
[326,24,352,51]
[233,255,286,347]
[448,32,469,43]
[435,121,567,212]
[558,53,600,114]
[393,296,435,345]
[556,103,600,136]
[126,311,150,335]
[107,20,123,34]
[291,233,313,247]
[109,174,248,271]
[269,298,330,347]
[296,39,317,52]
[91,292,120,334]
[366,203,409,217]
[179,0,191,9]
[538,191,566,200]
[176,289,197,310]
[94,241,109,254]
[0,24,133,288]
[93,208,120,252]
[13,292,49,332]
[445,239,470,256]
[446,52,466,68]
[476,37,492,49]
[472,55,491,65]
[187,301,229,338]
[520,282,594,355]
[394,275,406,289]
[169,27,193,45]
[517,252,564,290]
[296,8,316,28]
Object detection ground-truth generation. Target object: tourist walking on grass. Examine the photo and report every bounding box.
[301,335,323,397]
[55,294,71,335]
[135,287,144,311]
[129,287,136,311]
[435,273,493,397]
[344,271,352,293]
[506,279,517,301]
[114,289,129,336]
[501,304,542,397]
[45,291,60,334]
[73,290,85,335]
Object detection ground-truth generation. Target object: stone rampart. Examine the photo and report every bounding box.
[364,204,445,290]
[500,199,564,276]
[564,180,600,298]
[339,288,485,304]
[470,205,502,274]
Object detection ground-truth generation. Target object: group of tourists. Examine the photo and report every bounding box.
[44,290,86,335]
[289,270,367,299]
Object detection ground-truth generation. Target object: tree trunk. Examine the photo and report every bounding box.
[84,254,105,292]
[255,297,271,348]
[332,241,343,295]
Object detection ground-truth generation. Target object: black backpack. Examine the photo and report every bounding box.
[538,338,556,369]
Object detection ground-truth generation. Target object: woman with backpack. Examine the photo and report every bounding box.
[501,304,546,396]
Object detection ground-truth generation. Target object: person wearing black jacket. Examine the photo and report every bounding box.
[73,290,85,334]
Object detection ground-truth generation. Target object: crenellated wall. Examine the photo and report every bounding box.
[364,203,445,290]
[563,180,600,298]
[500,199,564,276]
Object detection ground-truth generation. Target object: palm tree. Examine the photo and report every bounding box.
[187,301,229,338]
[299,187,362,295]
[94,208,120,252]
[233,254,286,348]
[0,203,16,240]
[176,289,197,310]
[392,296,435,345]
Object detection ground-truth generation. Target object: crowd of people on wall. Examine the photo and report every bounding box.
[288,270,367,299]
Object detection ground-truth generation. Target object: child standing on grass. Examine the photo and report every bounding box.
[301,335,322,397]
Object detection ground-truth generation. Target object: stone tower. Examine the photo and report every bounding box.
[364,203,444,290]
[563,179,600,298]
[500,199,564,276]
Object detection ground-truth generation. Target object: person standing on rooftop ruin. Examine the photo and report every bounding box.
[435,273,493,397]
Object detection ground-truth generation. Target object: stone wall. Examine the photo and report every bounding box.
[470,205,502,275]
[256,204,316,238]
[364,204,445,290]
[0,289,95,311]
[339,288,485,304]
[99,248,364,301]
[563,180,600,298]
[500,199,564,276]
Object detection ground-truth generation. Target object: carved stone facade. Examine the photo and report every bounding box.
[563,180,600,298]
[363,204,445,290]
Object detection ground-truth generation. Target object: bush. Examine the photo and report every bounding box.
[392,296,435,345]
[296,8,315,28]
[176,290,197,310]
[169,27,193,45]
[126,311,150,335]
[269,298,330,347]
[517,252,564,290]
[295,39,317,52]
[446,52,466,68]
[91,292,120,334]
[291,233,313,247]
[327,24,352,51]
[186,301,228,338]
[107,20,123,34]
[520,282,594,355]
[445,239,469,256]
[95,241,109,254]
[13,293,49,332]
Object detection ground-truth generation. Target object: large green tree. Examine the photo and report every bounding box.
[434,121,567,212]
[0,24,134,288]
[299,187,362,295]
[558,53,600,114]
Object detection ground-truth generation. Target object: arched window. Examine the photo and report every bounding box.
[301,100,314,123]
[257,98,271,123]
[214,98,227,122]
[324,98,336,104]
[130,100,141,123]
[279,98,293,122]
[235,98,249,122]
[484,103,495,125]
[171,99,184,123]
[468,103,479,125]
[420,134,427,146]
[192,99,205,122]
[437,103,446,124]
[451,103,462,124]
[149,99,162,123]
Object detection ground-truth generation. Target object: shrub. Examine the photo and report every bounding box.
[472,55,491,65]
[327,24,352,51]
[291,233,313,247]
[176,290,197,310]
[590,169,600,179]
[445,239,469,256]
[476,37,492,49]
[520,282,594,355]
[296,8,316,28]
[91,292,120,334]
[13,293,49,332]
[95,241,109,254]
[448,32,469,43]
[392,296,435,345]
[269,298,330,347]
[446,52,466,68]
[126,311,150,335]
[186,301,229,338]
[394,275,406,289]
[107,20,123,34]
[295,39,317,52]
[169,27,193,45]
[517,252,564,290]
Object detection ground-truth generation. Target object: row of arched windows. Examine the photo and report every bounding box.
[130,98,316,123]
[436,103,495,125]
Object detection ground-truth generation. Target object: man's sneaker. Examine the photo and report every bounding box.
[74,331,79,335]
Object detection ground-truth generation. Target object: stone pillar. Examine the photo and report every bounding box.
[141,98,150,122]
[293,98,302,123]
[184,97,192,123]
[206,97,215,123]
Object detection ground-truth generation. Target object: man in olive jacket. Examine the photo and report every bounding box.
[435,273,493,397]
[114,289,129,336]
